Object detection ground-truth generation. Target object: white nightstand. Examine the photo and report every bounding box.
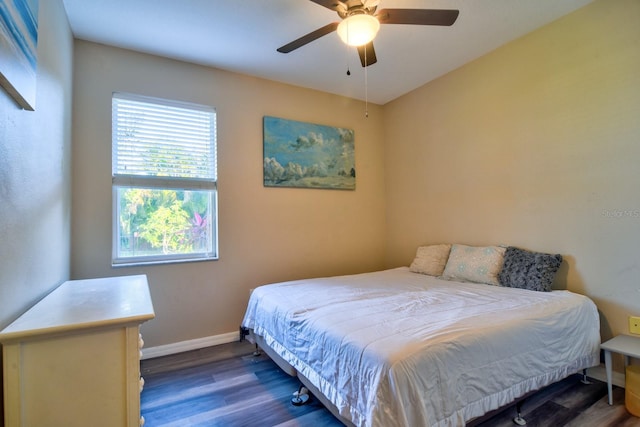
[601,334,640,405]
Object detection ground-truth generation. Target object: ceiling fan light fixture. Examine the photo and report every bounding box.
[337,14,380,47]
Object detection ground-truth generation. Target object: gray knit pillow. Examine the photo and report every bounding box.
[498,247,563,292]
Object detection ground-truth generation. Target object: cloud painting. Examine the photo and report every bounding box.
[0,0,38,110]
[263,116,355,190]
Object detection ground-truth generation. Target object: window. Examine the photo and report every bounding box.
[112,93,217,265]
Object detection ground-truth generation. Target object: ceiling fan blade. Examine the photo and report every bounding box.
[308,0,341,11]
[376,9,459,26]
[277,22,339,53]
[357,42,377,67]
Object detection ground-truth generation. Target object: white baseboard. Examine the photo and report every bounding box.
[141,331,240,360]
[587,363,626,388]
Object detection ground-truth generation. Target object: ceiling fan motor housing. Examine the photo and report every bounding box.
[336,0,379,19]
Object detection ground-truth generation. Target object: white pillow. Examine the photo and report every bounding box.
[409,244,452,276]
[442,244,506,285]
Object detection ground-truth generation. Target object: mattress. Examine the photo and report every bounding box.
[241,267,600,427]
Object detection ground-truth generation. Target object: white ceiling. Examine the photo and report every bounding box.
[61,0,594,105]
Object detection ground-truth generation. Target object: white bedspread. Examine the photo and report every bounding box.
[241,267,600,427]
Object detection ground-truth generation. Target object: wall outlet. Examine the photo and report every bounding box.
[630,316,640,335]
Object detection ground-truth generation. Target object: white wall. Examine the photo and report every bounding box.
[0,0,73,420]
[71,42,387,348]
[0,0,73,332]
[383,0,640,347]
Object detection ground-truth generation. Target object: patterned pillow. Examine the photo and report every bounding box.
[498,247,563,292]
[442,244,506,285]
[409,244,452,276]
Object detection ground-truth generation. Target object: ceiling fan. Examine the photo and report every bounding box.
[277,0,459,67]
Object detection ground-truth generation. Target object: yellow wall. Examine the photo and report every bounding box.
[383,0,640,341]
[71,41,387,347]
[70,0,639,355]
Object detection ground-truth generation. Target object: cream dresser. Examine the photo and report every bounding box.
[0,275,155,427]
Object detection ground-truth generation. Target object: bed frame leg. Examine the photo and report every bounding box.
[239,326,249,342]
[291,384,310,406]
[252,344,262,357]
[580,368,592,385]
[513,400,526,426]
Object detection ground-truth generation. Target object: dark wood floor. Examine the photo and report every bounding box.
[141,341,640,427]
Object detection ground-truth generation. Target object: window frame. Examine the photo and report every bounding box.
[111,92,218,266]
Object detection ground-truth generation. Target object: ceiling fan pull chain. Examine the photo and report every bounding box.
[364,44,369,118]
[346,34,351,76]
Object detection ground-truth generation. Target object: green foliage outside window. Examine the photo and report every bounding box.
[118,188,210,257]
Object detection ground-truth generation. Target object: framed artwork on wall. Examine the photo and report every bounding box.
[263,116,355,190]
[0,0,39,110]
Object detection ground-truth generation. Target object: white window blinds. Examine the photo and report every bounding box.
[112,93,217,188]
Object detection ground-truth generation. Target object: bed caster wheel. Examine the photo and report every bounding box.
[252,344,262,357]
[513,415,526,426]
[291,387,310,406]
[513,400,526,425]
[291,393,310,406]
[580,369,592,385]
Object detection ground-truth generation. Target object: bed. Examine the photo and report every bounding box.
[241,260,600,427]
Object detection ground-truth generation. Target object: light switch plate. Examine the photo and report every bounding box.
[630,316,640,335]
